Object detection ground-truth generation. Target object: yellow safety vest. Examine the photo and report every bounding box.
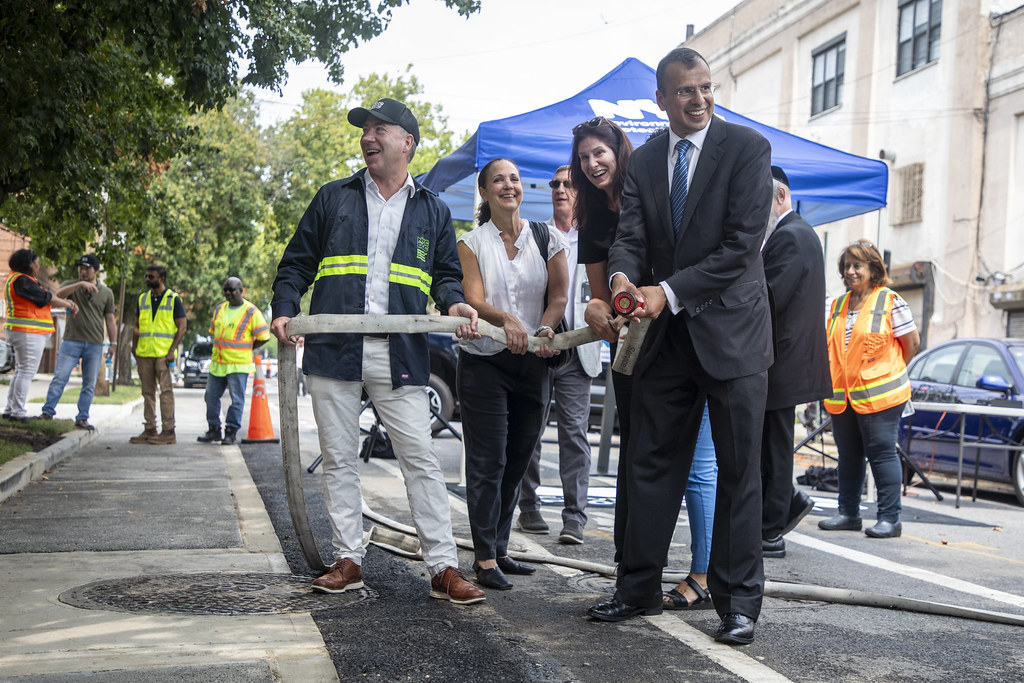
[136,289,181,357]
[4,272,54,335]
[825,286,911,415]
[209,300,269,373]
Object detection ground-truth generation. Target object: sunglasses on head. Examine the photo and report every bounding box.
[548,179,571,189]
[572,116,613,135]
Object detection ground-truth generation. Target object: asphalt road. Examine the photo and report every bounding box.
[242,385,1024,682]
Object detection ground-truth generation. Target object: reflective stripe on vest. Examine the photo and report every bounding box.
[825,287,911,415]
[313,254,432,296]
[137,289,180,357]
[4,272,54,335]
[211,303,262,365]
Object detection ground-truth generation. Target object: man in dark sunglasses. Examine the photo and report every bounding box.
[517,166,602,544]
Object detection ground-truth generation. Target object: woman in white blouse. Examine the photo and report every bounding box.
[457,158,570,590]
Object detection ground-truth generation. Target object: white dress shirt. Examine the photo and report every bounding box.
[364,172,416,316]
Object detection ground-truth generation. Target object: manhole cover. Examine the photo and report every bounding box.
[59,572,376,615]
[569,574,616,594]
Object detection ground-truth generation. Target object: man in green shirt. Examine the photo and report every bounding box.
[39,254,117,430]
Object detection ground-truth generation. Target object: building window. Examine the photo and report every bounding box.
[812,35,845,116]
[897,0,942,76]
[892,163,924,225]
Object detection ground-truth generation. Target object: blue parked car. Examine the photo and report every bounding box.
[898,337,1024,504]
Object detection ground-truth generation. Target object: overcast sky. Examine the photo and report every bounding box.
[251,0,742,133]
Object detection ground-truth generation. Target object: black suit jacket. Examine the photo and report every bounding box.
[609,116,774,380]
[762,211,832,410]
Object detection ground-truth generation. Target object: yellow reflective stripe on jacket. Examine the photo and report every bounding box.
[389,263,432,296]
[314,255,368,282]
[846,367,910,408]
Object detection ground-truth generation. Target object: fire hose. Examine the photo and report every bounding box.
[277,314,1024,628]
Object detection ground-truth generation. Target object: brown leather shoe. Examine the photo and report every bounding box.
[430,566,485,605]
[148,430,176,445]
[129,428,158,444]
[312,558,364,594]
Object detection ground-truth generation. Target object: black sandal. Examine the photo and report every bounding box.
[662,576,713,610]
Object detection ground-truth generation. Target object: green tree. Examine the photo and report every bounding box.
[0,0,480,258]
[266,67,468,247]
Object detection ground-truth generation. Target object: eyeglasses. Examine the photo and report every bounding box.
[572,116,612,134]
[673,83,718,99]
[548,179,572,189]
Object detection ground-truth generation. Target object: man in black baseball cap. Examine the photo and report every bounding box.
[39,254,117,429]
[271,93,485,606]
[347,97,420,144]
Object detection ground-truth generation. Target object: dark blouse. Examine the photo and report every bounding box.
[577,203,620,265]
[11,274,53,307]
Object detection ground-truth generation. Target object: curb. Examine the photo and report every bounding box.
[0,398,143,505]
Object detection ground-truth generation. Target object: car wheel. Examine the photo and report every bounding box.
[425,373,455,435]
[1013,451,1024,507]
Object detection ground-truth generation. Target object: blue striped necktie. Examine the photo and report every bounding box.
[671,139,692,236]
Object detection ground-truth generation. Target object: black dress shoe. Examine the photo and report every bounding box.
[818,512,863,531]
[865,520,902,538]
[761,534,786,558]
[473,563,513,590]
[780,489,815,536]
[587,597,662,622]
[714,613,755,645]
[497,556,536,575]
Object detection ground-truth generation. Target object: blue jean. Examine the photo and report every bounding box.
[686,403,717,574]
[205,372,248,431]
[42,339,103,421]
[831,401,905,522]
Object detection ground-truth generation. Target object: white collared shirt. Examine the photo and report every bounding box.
[364,172,416,316]
[549,218,580,330]
[661,124,711,314]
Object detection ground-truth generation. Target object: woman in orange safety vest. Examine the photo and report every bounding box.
[818,241,921,539]
[3,249,78,421]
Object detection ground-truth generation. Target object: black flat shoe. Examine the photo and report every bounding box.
[865,520,902,538]
[762,534,786,558]
[818,512,863,531]
[714,613,755,645]
[663,575,714,610]
[473,563,513,590]
[587,597,662,622]
[497,556,536,575]
[780,489,815,536]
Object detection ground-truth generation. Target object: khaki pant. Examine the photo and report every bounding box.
[137,356,175,431]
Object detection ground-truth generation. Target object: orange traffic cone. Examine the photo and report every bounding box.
[243,353,279,444]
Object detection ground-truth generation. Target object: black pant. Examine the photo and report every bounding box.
[458,350,550,562]
[761,405,797,538]
[615,315,766,621]
[610,343,633,562]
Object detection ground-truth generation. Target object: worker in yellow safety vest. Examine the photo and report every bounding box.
[197,277,270,445]
[130,264,187,445]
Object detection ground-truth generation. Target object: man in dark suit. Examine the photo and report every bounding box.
[760,166,832,559]
[586,47,773,645]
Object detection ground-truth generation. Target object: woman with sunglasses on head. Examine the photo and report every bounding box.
[456,158,570,590]
[819,241,920,539]
[573,118,717,610]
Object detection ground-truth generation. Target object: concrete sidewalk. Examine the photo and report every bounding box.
[0,380,338,681]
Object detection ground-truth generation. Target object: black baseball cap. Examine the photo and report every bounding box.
[347,98,420,144]
[78,254,100,270]
[770,165,790,188]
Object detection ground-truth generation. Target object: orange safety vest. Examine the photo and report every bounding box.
[4,272,54,335]
[825,286,910,415]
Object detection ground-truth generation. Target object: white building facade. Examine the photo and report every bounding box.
[685,0,1024,346]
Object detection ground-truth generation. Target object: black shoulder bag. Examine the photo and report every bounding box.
[528,220,574,370]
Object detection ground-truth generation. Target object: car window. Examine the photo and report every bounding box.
[1010,345,1024,378]
[191,343,213,357]
[909,343,964,383]
[954,344,1008,388]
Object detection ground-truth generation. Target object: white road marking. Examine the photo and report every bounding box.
[787,531,1024,607]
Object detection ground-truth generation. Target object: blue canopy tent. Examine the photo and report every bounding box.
[419,58,887,226]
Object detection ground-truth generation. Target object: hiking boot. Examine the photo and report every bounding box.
[35,413,53,421]
[74,419,95,431]
[129,428,158,444]
[221,427,237,445]
[197,426,222,443]
[148,430,176,445]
